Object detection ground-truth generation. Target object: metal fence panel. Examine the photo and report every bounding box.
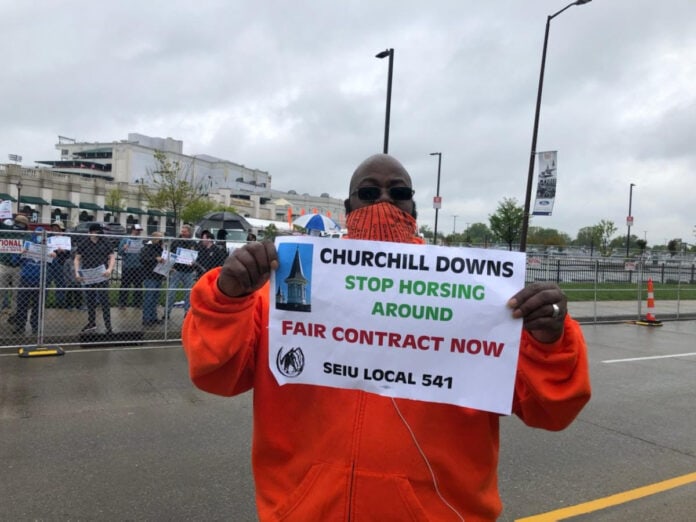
[1,229,232,349]
[2,237,695,349]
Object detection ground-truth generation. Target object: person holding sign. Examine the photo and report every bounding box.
[165,223,197,319]
[74,223,116,334]
[0,215,29,316]
[46,220,71,309]
[12,226,44,335]
[140,231,166,326]
[182,154,591,521]
[117,224,145,309]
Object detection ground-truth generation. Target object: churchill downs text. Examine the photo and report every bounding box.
[281,320,506,357]
[319,248,514,277]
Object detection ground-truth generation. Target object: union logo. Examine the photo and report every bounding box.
[276,346,305,378]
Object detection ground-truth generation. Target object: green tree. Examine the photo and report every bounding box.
[635,239,647,254]
[263,224,279,241]
[141,150,208,228]
[105,187,125,222]
[527,226,570,250]
[419,225,433,243]
[667,239,680,257]
[574,225,603,256]
[466,223,492,246]
[489,197,523,251]
[180,199,229,226]
[594,220,617,257]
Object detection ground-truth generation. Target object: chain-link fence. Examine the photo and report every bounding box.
[2,234,696,350]
[1,228,231,349]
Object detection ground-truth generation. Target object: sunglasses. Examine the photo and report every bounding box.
[352,186,415,201]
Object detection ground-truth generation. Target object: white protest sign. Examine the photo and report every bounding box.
[47,235,72,252]
[269,237,526,415]
[0,199,12,219]
[154,249,176,276]
[79,264,108,285]
[22,241,51,263]
[125,238,143,254]
[175,247,198,265]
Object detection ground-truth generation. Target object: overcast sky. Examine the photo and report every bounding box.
[1,0,694,245]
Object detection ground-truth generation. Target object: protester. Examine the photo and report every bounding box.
[62,251,83,311]
[139,231,165,326]
[117,224,144,308]
[12,226,44,335]
[181,154,591,521]
[0,215,29,316]
[46,220,70,308]
[194,229,227,276]
[74,223,116,334]
[165,223,197,319]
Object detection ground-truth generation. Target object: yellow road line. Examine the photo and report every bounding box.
[516,471,696,521]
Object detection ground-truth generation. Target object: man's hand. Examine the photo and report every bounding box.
[507,282,567,345]
[217,241,279,298]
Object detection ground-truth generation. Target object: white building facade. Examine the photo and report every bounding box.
[1,133,346,232]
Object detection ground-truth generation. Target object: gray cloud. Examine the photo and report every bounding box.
[2,0,695,244]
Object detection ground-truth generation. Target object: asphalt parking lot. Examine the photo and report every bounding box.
[1,320,694,521]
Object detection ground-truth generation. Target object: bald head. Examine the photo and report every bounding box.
[345,154,416,217]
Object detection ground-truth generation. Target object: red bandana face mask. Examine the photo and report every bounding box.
[345,202,423,244]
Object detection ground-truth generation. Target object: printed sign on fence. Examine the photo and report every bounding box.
[268,236,525,415]
[79,265,108,285]
[22,241,52,263]
[0,237,23,253]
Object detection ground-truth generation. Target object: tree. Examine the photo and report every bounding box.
[667,239,680,257]
[575,225,606,256]
[635,239,647,255]
[263,224,279,241]
[594,219,617,257]
[419,225,433,243]
[467,223,492,246]
[142,150,208,228]
[489,197,523,251]
[527,226,570,249]
[180,199,231,226]
[105,187,125,222]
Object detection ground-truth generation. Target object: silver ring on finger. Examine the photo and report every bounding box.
[551,303,560,319]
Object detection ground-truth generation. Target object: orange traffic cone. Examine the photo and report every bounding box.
[636,278,663,327]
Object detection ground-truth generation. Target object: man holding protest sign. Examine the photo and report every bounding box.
[182,154,591,521]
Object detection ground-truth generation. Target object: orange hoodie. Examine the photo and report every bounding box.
[183,265,590,521]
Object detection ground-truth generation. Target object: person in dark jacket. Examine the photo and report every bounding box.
[13,227,45,335]
[74,223,116,334]
[117,224,144,308]
[194,229,227,277]
[140,232,166,326]
[1,215,29,316]
[165,224,197,319]
[46,220,71,308]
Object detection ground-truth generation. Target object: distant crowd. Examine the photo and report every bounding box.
[0,217,251,336]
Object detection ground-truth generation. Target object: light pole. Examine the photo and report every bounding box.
[452,215,458,234]
[520,0,592,252]
[375,48,394,154]
[626,182,636,257]
[430,152,442,245]
[15,179,23,215]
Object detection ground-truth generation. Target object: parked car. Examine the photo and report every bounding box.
[69,221,127,248]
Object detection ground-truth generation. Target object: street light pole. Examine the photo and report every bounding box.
[452,215,458,234]
[626,182,636,257]
[520,0,592,252]
[15,179,23,215]
[375,48,394,154]
[430,152,442,245]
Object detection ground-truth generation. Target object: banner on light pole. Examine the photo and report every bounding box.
[532,151,557,216]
